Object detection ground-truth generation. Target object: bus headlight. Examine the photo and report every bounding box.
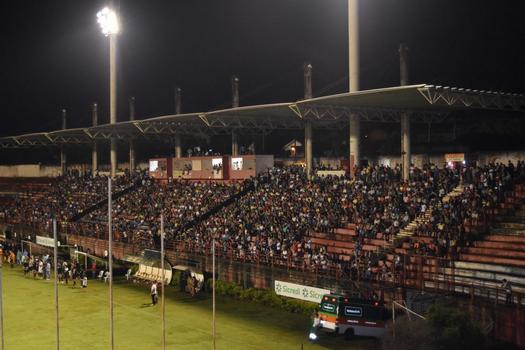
[309,332,318,341]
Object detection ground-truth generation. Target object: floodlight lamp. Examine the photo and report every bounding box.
[97,7,119,36]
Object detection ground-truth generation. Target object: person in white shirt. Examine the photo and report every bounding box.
[151,282,158,305]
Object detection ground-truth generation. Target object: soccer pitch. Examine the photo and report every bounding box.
[1,267,375,350]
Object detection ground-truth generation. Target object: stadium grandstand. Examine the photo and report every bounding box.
[3,1,525,349]
[2,84,525,347]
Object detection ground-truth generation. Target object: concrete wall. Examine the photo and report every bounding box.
[477,150,525,166]
[0,164,61,177]
[0,162,148,178]
[372,150,525,168]
[2,150,525,179]
[255,155,274,175]
[317,157,341,169]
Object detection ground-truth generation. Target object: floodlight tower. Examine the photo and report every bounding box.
[348,0,360,176]
[97,7,119,178]
[97,11,118,350]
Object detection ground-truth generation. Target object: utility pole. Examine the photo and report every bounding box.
[53,219,60,350]
[60,109,67,175]
[160,214,166,350]
[107,178,114,350]
[231,76,239,156]
[174,87,182,158]
[212,236,216,350]
[129,97,136,171]
[0,235,4,350]
[92,103,98,176]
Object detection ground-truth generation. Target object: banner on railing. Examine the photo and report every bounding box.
[274,280,330,303]
[36,235,60,248]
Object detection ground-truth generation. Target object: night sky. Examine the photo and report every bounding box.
[1,0,525,139]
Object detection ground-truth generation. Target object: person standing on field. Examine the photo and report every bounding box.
[151,282,158,305]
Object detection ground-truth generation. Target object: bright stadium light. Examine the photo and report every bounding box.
[96,6,119,178]
[97,7,119,36]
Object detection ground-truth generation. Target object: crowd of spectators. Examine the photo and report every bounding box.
[73,178,250,249]
[186,146,221,157]
[1,163,461,278]
[3,160,523,282]
[411,161,525,258]
[176,164,459,275]
[0,171,145,229]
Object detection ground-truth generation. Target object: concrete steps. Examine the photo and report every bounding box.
[334,227,356,236]
[308,237,355,249]
[459,253,525,268]
[494,222,525,230]
[394,184,464,242]
[491,227,525,235]
[473,240,525,251]
[464,247,525,259]
[484,234,525,244]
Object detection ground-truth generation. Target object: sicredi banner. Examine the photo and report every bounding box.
[36,236,60,248]
[274,280,330,303]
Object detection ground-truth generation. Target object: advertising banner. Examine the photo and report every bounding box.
[274,280,330,303]
[36,235,59,248]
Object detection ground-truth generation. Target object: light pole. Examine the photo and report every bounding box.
[348,0,360,176]
[97,9,118,349]
[97,7,119,178]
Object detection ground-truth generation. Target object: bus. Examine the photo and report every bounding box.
[310,294,390,341]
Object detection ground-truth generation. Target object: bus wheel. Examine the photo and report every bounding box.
[344,328,354,341]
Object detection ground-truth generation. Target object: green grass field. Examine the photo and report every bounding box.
[2,267,377,350]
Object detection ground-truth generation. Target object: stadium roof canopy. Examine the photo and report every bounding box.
[2,84,525,149]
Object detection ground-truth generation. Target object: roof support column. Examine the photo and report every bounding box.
[231,76,239,156]
[231,132,239,156]
[175,87,182,115]
[305,123,312,175]
[92,103,98,176]
[175,136,182,159]
[399,43,410,181]
[174,88,182,159]
[401,114,410,180]
[349,114,360,173]
[129,97,136,171]
[348,0,360,176]
[60,109,67,176]
[304,63,313,177]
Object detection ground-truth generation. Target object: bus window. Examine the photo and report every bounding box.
[344,305,363,317]
[320,295,338,314]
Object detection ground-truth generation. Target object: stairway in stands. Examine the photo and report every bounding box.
[394,184,465,243]
[70,179,144,222]
[175,180,256,236]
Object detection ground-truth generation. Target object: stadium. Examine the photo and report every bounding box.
[1,1,525,349]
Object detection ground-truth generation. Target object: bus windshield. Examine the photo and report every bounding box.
[320,295,338,314]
